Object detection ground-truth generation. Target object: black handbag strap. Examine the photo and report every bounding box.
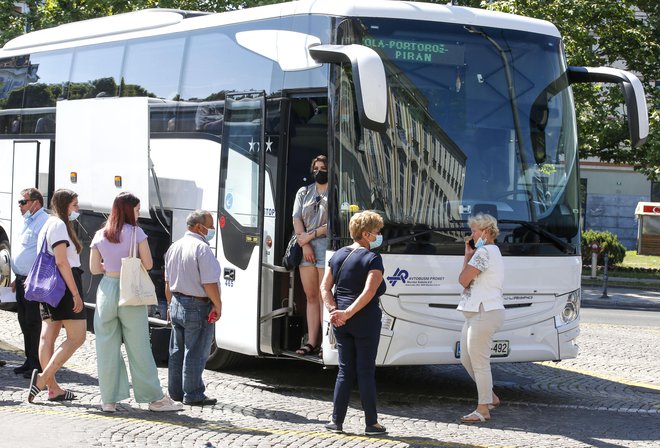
[334,247,364,285]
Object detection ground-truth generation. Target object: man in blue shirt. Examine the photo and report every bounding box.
[11,188,49,377]
[164,210,222,406]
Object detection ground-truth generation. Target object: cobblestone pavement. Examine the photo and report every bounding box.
[1,309,659,448]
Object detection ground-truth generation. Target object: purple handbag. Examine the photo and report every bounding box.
[25,234,66,308]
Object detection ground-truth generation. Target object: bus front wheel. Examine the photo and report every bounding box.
[206,335,245,371]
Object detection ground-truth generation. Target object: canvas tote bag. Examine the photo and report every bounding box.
[119,226,157,306]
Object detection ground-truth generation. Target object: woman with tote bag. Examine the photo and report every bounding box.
[89,192,181,413]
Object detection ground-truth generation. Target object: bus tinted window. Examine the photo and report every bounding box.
[0,56,30,134]
[70,43,124,99]
[122,36,185,100]
[23,50,72,134]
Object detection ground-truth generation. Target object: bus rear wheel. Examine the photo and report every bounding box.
[206,335,245,370]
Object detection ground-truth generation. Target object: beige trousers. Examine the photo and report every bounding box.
[460,305,505,404]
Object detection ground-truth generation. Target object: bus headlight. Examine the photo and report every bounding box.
[379,303,395,331]
[556,289,580,326]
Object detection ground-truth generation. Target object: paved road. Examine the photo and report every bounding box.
[581,307,660,326]
[1,308,659,448]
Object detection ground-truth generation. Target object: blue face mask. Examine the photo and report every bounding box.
[475,237,486,249]
[369,233,383,249]
[202,225,215,241]
[68,211,80,221]
[24,210,32,219]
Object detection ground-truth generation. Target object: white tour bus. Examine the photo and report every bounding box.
[0,0,648,369]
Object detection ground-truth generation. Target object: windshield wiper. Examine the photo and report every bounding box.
[450,218,574,253]
[498,219,575,254]
[385,227,462,246]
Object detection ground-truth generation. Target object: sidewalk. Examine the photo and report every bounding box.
[581,277,660,311]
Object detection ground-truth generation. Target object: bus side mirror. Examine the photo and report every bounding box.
[309,44,388,132]
[567,66,649,148]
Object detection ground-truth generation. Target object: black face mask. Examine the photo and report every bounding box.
[313,170,328,185]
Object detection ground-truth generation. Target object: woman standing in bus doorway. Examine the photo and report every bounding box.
[27,189,87,403]
[457,213,505,423]
[89,192,182,413]
[292,155,329,356]
[320,210,387,435]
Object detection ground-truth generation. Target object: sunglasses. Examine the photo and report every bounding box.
[17,199,31,206]
[314,195,322,212]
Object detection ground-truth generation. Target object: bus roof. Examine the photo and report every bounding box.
[1,0,560,56]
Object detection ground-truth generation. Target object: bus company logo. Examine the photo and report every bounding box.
[387,268,409,286]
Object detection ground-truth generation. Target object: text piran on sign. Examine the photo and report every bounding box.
[362,37,464,65]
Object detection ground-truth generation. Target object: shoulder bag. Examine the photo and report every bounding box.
[282,185,311,270]
[24,227,67,308]
[119,226,157,307]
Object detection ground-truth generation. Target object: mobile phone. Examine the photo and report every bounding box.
[207,310,218,323]
[468,239,476,249]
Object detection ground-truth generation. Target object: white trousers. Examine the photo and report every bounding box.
[460,305,505,404]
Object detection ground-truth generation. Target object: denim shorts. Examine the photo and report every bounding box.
[300,236,327,268]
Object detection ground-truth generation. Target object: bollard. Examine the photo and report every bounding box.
[591,252,597,278]
[600,252,609,299]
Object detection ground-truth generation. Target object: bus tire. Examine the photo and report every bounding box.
[206,335,244,370]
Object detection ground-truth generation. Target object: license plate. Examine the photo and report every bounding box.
[455,340,509,358]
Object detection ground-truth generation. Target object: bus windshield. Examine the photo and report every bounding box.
[334,18,580,256]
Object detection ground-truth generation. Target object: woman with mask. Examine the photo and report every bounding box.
[320,210,387,435]
[457,213,505,423]
[292,155,328,356]
[90,192,182,413]
[27,189,87,403]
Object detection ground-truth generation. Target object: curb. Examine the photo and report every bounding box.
[581,299,660,312]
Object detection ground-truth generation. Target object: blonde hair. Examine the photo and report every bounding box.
[349,210,384,241]
[468,213,499,239]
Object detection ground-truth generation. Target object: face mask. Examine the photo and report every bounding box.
[475,237,486,249]
[68,211,80,221]
[313,170,328,185]
[201,225,215,241]
[24,210,32,219]
[369,234,383,249]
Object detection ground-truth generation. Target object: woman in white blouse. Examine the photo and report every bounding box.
[457,213,505,423]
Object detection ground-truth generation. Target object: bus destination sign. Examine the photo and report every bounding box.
[362,37,464,65]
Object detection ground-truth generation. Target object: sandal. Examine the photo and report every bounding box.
[295,343,318,356]
[48,390,77,401]
[460,410,490,424]
[27,369,42,403]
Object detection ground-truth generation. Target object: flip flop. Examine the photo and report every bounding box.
[27,369,42,403]
[48,390,76,401]
[460,410,490,423]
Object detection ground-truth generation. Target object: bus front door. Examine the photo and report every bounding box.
[213,92,266,364]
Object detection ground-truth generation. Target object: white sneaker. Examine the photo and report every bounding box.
[101,403,116,413]
[149,395,183,412]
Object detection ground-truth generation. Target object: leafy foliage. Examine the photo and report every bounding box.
[581,229,627,266]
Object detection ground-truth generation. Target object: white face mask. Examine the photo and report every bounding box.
[475,237,486,249]
[68,211,80,221]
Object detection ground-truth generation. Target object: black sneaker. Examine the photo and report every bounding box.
[183,397,217,406]
[324,421,343,433]
[364,424,387,435]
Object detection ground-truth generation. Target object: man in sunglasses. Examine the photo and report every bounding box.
[10,188,49,377]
